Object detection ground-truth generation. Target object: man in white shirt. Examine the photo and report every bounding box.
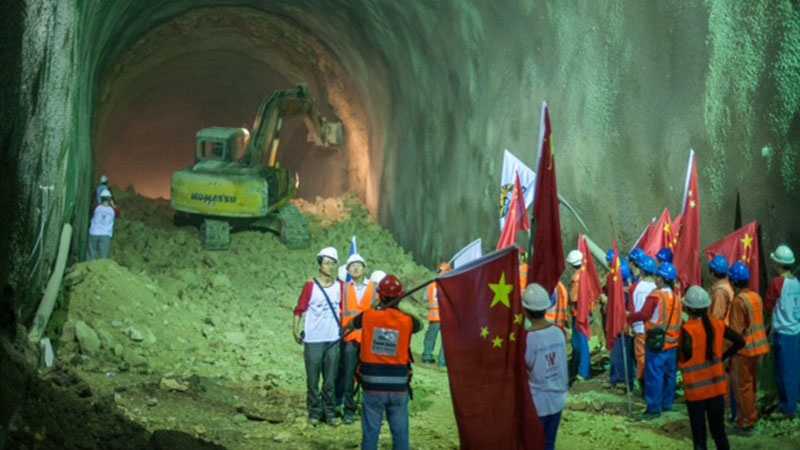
[630,253,658,391]
[293,247,344,426]
[87,188,118,260]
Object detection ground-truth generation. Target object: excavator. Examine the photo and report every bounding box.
[170,85,343,250]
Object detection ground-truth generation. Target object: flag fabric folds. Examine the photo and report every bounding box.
[528,102,565,295]
[605,241,627,351]
[451,238,483,269]
[704,221,762,293]
[638,208,675,257]
[673,150,701,287]
[497,174,530,250]
[499,150,536,229]
[575,234,601,338]
[437,246,543,449]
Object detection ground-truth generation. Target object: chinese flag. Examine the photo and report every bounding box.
[575,234,601,337]
[605,241,626,351]
[674,150,701,287]
[437,246,544,449]
[638,208,675,257]
[528,102,565,294]
[497,173,530,250]
[704,221,761,293]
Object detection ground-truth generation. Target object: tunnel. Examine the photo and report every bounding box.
[2,1,800,447]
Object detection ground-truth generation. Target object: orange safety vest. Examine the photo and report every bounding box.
[737,290,770,357]
[679,318,728,402]
[645,290,682,351]
[342,280,376,343]
[359,307,413,392]
[519,263,529,293]
[545,282,569,329]
[427,283,440,323]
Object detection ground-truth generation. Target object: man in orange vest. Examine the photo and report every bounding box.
[338,253,377,424]
[347,274,422,450]
[679,286,744,450]
[728,261,770,434]
[708,256,734,324]
[422,262,451,366]
[545,281,569,330]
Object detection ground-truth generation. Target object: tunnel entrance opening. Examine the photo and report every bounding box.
[93,6,360,202]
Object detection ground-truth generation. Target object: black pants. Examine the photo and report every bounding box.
[686,395,729,450]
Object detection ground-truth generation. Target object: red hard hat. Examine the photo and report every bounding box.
[378,274,404,299]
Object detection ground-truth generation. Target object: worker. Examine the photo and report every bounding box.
[95,174,111,205]
[627,261,682,419]
[338,254,377,424]
[707,256,734,324]
[293,247,344,426]
[766,245,800,419]
[609,260,636,390]
[728,261,770,434]
[87,188,119,260]
[656,247,673,264]
[523,283,568,450]
[679,286,744,450]
[347,274,422,450]
[422,262,450,366]
[370,270,387,285]
[567,249,591,381]
[545,281,569,330]
[629,251,658,390]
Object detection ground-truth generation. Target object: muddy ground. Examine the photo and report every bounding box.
[5,190,800,449]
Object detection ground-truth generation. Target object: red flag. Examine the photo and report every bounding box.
[674,150,701,287]
[638,208,675,257]
[497,173,530,250]
[575,234,601,337]
[605,241,627,351]
[528,102,565,294]
[437,247,544,449]
[704,221,761,293]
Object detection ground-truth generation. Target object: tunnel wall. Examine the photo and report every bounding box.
[4,0,799,314]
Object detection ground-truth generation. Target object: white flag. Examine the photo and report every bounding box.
[499,150,536,228]
[450,238,483,269]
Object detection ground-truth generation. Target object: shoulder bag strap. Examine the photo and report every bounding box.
[313,278,343,337]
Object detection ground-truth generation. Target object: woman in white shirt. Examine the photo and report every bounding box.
[523,283,568,450]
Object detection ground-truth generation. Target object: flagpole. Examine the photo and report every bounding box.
[619,330,633,416]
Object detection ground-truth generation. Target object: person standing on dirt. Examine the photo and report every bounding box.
[346,274,422,450]
[87,188,119,260]
[566,249,591,381]
[293,247,345,426]
[629,250,657,392]
[679,286,744,450]
[422,262,450,367]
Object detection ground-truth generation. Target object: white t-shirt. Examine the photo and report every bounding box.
[89,205,116,237]
[525,325,568,417]
[632,280,657,334]
[303,281,342,343]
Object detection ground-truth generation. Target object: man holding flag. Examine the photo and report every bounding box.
[674,150,702,290]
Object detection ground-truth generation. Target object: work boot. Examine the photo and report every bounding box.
[343,414,356,425]
[639,411,661,421]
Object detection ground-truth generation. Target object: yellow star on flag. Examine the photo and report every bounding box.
[663,222,671,234]
[514,313,524,325]
[489,273,513,309]
[509,331,516,342]
[480,326,489,339]
[492,335,504,348]
[741,233,753,251]
[690,200,696,208]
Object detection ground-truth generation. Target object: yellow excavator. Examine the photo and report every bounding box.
[170,85,343,249]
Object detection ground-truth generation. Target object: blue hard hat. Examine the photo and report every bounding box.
[728,261,751,285]
[639,255,657,275]
[656,248,674,264]
[656,262,678,283]
[629,248,645,266]
[606,249,615,265]
[709,255,729,276]
[621,261,634,285]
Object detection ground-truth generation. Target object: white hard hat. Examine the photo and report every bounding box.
[369,270,387,285]
[346,254,366,268]
[771,244,796,266]
[99,188,112,199]
[337,265,348,281]
[317,246,338,263]
[566,249,584,267]
[522,283,551,311]
[684,285,711,309]
[100,174,108,184]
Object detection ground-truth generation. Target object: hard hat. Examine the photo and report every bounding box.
[317,246,338,263]
[728,261,750,285]
[629,248,645,266]
[346,253,366,268]
[378,275,404,299]
[369,270,387,284]
[337,265,348,282]
[639,255,657,275]
[656,262,678,283]
[656,248,674,264]
[437,262,452,273]
[684,285,711,309]
[99,188,112,199]
[522,283,551,311]
[708,255,729,276]
[100,174,108,184]
[606,249,615,265]
[566,250,584,267]
[620,261,634,285]
[771,244,796,266]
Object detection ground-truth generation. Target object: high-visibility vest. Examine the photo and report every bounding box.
[359,307,413,392]
[679,318,728,402]
[645,290,682,351]
[342,281,376,343]
[545,282,569,329]
[427,283,440,323]
[519,263,528,293]
[736,290,770,357]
